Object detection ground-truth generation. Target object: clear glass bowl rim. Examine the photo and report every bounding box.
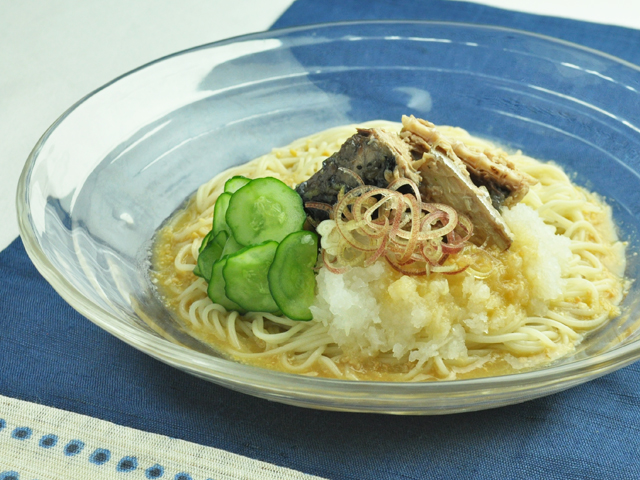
[15,20,640,402]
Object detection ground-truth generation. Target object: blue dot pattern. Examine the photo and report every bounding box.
[145,464,164,478]
[117,456,138,472]
[11,428,31,440]
[89,448,111,465]
[1,421,200,480]
[39,434,58,448]
[64,439,85,456]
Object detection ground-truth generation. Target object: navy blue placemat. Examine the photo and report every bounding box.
[274,0,640,66]
[3,1,640,479]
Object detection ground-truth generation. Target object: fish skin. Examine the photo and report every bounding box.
[295,129,397,221]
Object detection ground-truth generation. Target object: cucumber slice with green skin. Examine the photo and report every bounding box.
[224,175,251,193]
[199,230,215,253]
[194,229,216,274]
[212,192,232,236]
[221,234,243,258]
[195,231,227,281]
[223,241,279,313]
[207,257,246,313]
[194,229,217,277]
[268,231,318,321]
[226,177,306,246]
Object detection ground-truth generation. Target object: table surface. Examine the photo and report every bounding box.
[2,0,640,252]
[3,1,640,478]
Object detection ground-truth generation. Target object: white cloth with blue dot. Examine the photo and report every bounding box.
[0,395,323,479]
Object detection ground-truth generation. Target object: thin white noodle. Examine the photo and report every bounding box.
[226,312,242,350]
[200,304,227,340]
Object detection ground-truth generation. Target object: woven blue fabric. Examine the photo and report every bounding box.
[274,0,640,65]
[3,1,640,479]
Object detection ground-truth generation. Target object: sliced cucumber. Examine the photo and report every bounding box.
[223,241,279,313]
[199,230,215,254]
[221,234,243,258]
[224,175,251,193]
[268,231,318,321]
[194,229,216,275]
[195,231,227,281]
[212,192,232,236]
[207,257,246,313]
[226,177,306,246]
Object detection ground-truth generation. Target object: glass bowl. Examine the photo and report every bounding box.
[16,21,640,414]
